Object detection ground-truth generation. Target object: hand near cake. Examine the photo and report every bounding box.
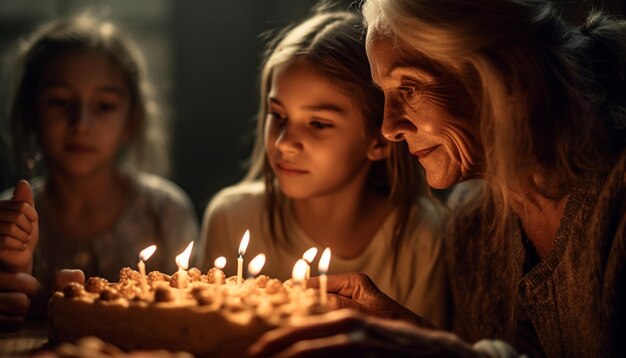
[248,273,465,357]
[248,309,479,358]
[0,180,40,327]
[306,273,434,329]
[0,180,38,273]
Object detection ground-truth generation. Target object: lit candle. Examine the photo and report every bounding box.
[318,247,331,306]
[138,245,157,294]
[237,230,250,285]
[292,259,309,314]
[175,241,194,290]
[213,256,227,283]
[302,247,318,280]
[247,253,266,278]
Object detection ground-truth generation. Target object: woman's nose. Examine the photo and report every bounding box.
[381,94,417,142]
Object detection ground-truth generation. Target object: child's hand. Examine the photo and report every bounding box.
[0,180,39,273]
[0,271,40,328]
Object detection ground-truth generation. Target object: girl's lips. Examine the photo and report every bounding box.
[64,143,97,152]
[411,145,439,159]
[276,163,308,175]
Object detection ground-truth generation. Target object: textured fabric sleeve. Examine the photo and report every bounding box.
[200,189,237,271]
[140,175,199,273]
[407,224,448,329]
[402,201,449,329]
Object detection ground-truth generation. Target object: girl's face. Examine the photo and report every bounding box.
[366,36,480,189]
[36,51,132,177]
[264,58,384,199]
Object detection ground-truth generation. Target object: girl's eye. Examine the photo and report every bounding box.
[268,112,287,127]
[309,121,333,130]
[97,102,119,112]
[46,97,71,108]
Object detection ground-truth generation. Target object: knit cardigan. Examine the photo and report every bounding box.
[446,153,626,357]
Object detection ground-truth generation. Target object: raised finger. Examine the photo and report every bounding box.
[248,310,363,357]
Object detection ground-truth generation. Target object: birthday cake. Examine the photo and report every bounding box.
[49,266,322,357]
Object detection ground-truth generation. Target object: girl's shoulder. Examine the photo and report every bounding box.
[204,181,266,214]
[129,172,195,214]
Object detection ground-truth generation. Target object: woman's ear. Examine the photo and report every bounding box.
[366,135,390,161]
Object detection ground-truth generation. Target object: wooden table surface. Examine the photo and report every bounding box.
[0,320,49,357]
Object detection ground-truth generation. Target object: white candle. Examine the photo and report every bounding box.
[237,230,250,285]
[175,241,194,290]
[318,247,331,306]
[214,256,227,283]
[138,245,157,295]
[302,247,318,280]
[213,256,226,308]
[248,253,266,278]
[292,259,309,314]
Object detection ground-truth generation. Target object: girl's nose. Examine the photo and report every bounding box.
[381,95,417,142]
[69,103,92,131]
[275,124,303,154]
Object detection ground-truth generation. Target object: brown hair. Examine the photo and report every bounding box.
[245,9,425,270]
[4,12,168,177]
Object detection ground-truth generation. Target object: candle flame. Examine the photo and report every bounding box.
[238,229,250,256]
[214,256,227,269]
[175,241,194,270]
[139,245,157,261]
[318,247,331,273]
[248,253,266,276]
[302,247,318,263]
[292,259,308,281]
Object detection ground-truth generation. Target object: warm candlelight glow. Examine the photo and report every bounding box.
[318,247,331,273]
[214,256,226,269]
[137,245,157,296]
[302,247,318,263]
[292,259,308,282]
[237,230,250,285]
[139,245,157,261]
[175,241,194,270]
[248,253,266,276]
[238,230,250,256]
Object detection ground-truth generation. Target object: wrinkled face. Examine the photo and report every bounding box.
[36,51,132,177]
[264,57,381,199]
[366,36,480,189]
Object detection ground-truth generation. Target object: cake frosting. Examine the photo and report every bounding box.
[49,267,322,357]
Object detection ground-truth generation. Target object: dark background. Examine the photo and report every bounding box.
[1,0,624,220]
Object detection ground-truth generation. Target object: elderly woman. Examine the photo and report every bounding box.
[249,0,626,357]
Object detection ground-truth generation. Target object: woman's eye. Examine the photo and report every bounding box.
[309,121,333,130]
